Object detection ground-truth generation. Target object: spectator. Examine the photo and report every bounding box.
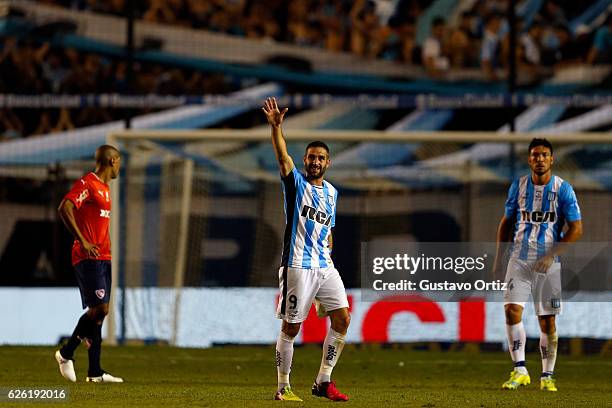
[320,0,349,53]
[287,1,311,46]
[552,24,584,67]
[41,48,71,93]
[520,21,543,66]
[350,0,382,57]
[422,16,449,77]
[377,15,415,62]
[449,11,478,68]
[481,13,503,81]
[587,15,612,65]
[244,2,280,40]
[399,17,418,64]
[511,19,546,85]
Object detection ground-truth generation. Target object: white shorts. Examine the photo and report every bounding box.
[503,258,563,316]
[276,265,349,323]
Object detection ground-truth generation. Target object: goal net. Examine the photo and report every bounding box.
[107,130,612,345]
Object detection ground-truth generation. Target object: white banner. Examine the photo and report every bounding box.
[0,288,610,346]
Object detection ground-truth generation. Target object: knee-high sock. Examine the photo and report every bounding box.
[540,332,558,375]
[316,329,346,384]
[60,313,95,359]
[87,322,103,377]
[506,322,526,368]
[276,332,295,391]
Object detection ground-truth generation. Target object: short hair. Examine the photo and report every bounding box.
[305,141,330,155]
[528,138,553,155]
[95,144,120,165]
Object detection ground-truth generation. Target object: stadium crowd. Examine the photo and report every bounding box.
[1,0,611,139]
[34,0,611,69]
[0,35,231,140]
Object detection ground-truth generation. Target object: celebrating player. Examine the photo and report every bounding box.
[54,145,124,383]
[262,97,350,401]
[493,138,582,391]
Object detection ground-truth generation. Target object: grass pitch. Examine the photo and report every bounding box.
[0,345,609,407]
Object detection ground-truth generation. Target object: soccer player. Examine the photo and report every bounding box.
[262,97,350,402]
[54,145,124,383]
[493,138,582,391]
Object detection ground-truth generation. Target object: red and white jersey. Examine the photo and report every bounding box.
[63,172,112,265]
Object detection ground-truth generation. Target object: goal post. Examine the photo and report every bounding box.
[105,129,612,346]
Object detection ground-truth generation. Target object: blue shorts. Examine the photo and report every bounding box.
[74,260,112,309]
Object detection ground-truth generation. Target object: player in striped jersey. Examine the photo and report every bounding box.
[493,138,582,392]
[263,97,350,402]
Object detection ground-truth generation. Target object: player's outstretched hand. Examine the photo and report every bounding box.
[262,97,288,127]
[81,240,100,258]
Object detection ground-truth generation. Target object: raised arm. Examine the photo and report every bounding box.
[262,97,294,177]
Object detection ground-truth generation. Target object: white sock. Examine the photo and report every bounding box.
[540,332,558,376]
[316,329,346,384]
[506,322,527,373]
[276,332,295,391]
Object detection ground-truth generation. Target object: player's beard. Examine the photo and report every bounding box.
[307,164,326,179]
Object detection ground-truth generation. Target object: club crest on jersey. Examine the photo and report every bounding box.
[520,210,556,223]
[535,190,542,200]
[547,191,557,201]
[327,195,334,206]
[76,189,89,204]
[301,204,332,226]
[95,289,105,299]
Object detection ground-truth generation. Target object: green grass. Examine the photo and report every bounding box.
[0,345,610,407]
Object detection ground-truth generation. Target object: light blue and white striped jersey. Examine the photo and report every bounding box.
[505,175,581,261]
[280,167,337,268]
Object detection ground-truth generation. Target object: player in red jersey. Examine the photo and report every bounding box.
[54,145,123,383]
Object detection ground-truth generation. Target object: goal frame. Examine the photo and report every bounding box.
[105,129,612,345]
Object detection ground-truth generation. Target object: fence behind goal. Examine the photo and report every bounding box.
[106,130,612,345]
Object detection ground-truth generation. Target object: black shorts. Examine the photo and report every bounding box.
[74,260,112,309]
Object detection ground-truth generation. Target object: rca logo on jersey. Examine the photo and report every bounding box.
[100,209,110,218]
[301,205,332,226]
[520,210,556,223]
